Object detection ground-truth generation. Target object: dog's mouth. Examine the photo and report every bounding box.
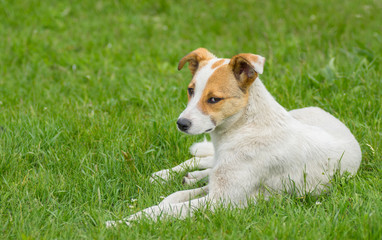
[204,128,213,133]
[177,127,214,135]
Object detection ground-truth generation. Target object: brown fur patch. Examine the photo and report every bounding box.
[178,48,215,75]
[197,64,249,125]
[211,59,225,69]
[198,60,209,69]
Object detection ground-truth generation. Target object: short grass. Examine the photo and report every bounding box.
[1,0,381,239]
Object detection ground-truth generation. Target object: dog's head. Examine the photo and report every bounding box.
[177,48,265,135]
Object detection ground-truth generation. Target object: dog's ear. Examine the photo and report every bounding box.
[178,48,215,75]
[229,53,265,90]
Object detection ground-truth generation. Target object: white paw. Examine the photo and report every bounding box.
[150,169,171,183]
[105,220,119,228]
[189,140,214,157]
[182,175,198,185]
[105,220,131,228]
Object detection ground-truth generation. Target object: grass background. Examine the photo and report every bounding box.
[0,0,381,239]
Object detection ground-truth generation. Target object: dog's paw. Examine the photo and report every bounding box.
[182,175,198,185]
[189,140,214,157]
[105,220,118,228]
[182,170,210,186]
[150,169,171,183]
[105,220,131,228]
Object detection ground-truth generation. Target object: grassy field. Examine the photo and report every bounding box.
[1,0,381,239]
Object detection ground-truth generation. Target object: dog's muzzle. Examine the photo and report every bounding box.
[177,118,192,132]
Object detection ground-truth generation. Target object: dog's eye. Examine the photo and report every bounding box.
[207,97,223,104]
[188,88,194,97]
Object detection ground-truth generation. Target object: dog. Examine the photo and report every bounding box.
[106,48,362,227]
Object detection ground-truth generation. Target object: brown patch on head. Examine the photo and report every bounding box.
[197,64,249,125]
[211,59,225,69]
[197,60,210,70]
[178,48,215,75]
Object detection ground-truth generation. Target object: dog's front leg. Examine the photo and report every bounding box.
[150,156,214,182]
[182,168,211,185]
[106,194,214,228]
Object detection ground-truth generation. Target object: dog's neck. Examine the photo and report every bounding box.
[211,78,290,144]
[245,78,289,125]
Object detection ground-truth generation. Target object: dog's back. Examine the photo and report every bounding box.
[290,107,362,175]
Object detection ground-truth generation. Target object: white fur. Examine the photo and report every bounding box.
[107,56,361,227]
[252,56,265,74]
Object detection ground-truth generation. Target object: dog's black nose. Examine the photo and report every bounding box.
[177,118,192,131]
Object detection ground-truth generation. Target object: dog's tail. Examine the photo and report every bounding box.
[189,138,214,157]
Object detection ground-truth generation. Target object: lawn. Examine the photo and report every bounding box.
[0,0,381,239]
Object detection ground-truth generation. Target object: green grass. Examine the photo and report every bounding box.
[1,0,381,239]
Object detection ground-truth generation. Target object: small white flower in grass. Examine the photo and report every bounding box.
[316,201,322,205]
[129,205,134,209]
[160,196,165,199]
[43,107,48,111]
[131,198,137,202]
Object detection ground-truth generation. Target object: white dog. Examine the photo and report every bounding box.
[106,48,361,227]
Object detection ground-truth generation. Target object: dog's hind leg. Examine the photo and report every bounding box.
[150,156,214,182]
[182,168,211,185]
[124,195,212,224]
[159,185,208,205]
[106,187,211,228]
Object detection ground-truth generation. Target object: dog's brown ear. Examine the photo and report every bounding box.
[178,48,215,75]
[229,53,265,91]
